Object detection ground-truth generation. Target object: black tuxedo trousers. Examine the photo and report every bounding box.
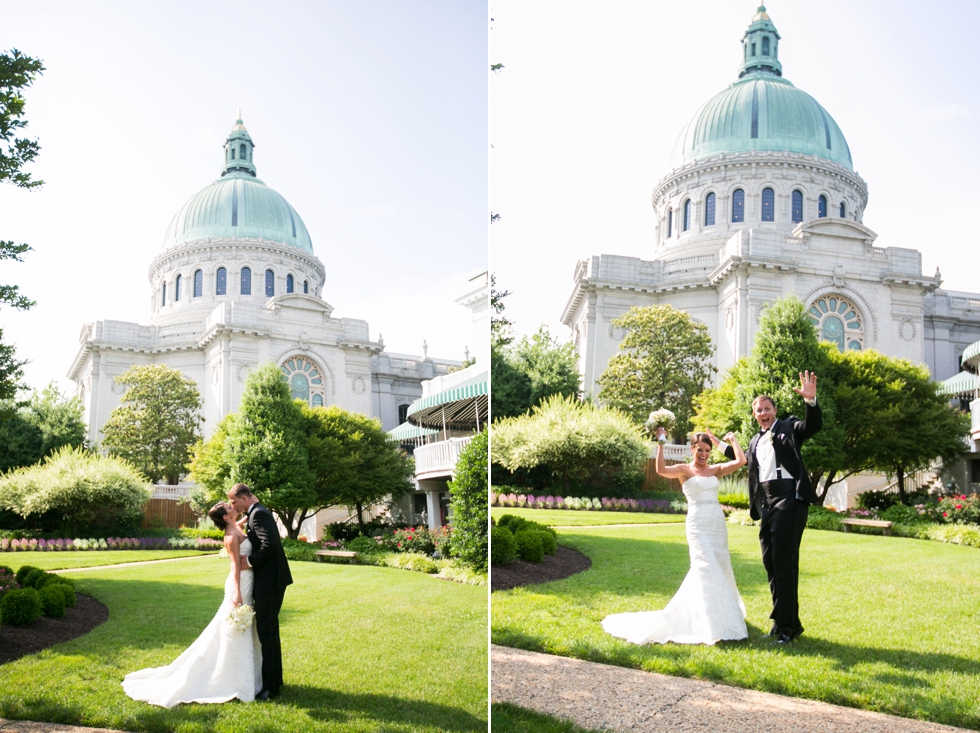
[756,488,808,631]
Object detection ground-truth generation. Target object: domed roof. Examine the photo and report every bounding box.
[668,8,853,172]
[162,117,314,253]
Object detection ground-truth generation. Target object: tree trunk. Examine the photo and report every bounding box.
[897,467,906,504]
[356,501,365,533]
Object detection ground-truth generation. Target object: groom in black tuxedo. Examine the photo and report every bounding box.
[724,372,821,645]
[229,483,293,699]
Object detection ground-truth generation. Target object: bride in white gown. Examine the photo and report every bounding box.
[123,502,262,707]
[603,429,748,645]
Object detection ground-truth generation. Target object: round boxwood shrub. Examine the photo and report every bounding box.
[51,582,76,609]
[490,525,517,566]
[23,568,46,589]
[536,530,557,556]
[15,565,40,586]
[514,530,544,563]
[38,585,66,618]
[347,535,383,554]
[0,587,42,625]
[36,573,75,591]
[0,564,13,577]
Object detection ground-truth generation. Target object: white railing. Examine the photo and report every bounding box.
[151,484,193,500]
[649,444,690,463]
[972,398,980,440]
[414,436,474,478]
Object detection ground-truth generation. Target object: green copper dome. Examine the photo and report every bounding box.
[669,7,853,172]
[162,117,314,253]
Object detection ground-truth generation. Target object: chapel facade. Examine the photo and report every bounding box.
[562,7,980,395]
[68,117,455,446]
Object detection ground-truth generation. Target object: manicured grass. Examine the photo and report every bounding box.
[491,703,601,732]
[0,556,487,732]
[491,507,686,526]
[492,524,980,730]
[1,550,217,571]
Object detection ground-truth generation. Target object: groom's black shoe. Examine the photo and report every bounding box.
[256,689,272,702]
[766,623,781,637]
[771,626,804,645]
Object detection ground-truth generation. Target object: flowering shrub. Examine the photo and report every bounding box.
[932,494,980,525]
[375,526,452,556]
[491,493,684,514]
[0,536,220,552]
[0,566,18,599]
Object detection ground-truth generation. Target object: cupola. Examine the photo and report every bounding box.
[221,110,257,177]
[739,5,782,78]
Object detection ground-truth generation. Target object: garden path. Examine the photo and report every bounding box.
[492,644,972,732]
[0,719,131,733]
[55,555,214,573]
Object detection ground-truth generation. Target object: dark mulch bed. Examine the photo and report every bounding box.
[491,545,592,592]
[0,593,108,664]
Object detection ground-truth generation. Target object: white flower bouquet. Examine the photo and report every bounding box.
[227,604,255,633]
[645,408,676,442]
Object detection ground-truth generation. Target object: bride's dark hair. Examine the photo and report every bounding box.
[208,503,229,531]
[689,432,712,450]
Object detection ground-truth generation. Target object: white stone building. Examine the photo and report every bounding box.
[562,7,980,397]
[68,117,457,449]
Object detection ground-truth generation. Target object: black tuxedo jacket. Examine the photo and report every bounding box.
[744,401,822,520]
[246,503,293,596]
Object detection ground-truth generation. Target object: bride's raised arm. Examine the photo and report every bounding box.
[713,432,746,477]
[654,428,690,480]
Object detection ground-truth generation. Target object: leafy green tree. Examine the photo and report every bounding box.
[305,405,413,533]
[1,49,46,313]
[490,342,531,420]
[25,382,86,456]
[490,273,513,346]
[492,327,580,420]
[597,305,715,437]
[448,429,488,572]
[0,446,149,536]
[492,394,649,493]
[0,411,42,473]
[223,363,314,538]
[186,413,236,516]
[833,349,968,501]
[101,365,203,484]
[0,330,27,402]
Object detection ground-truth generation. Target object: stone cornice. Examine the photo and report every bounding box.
[148,237,326,285]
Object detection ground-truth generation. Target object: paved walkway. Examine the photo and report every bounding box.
[0,721,130,733]
[492,645,971,732]
[55,554,216,574]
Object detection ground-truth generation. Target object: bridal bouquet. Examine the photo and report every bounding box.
[645,408,676,442]
[227,604,255,633]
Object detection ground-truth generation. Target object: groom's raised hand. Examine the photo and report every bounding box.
[792,371,817,402]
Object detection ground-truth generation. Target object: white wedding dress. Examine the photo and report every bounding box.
[602,475,748,645]
[122,538,263,706]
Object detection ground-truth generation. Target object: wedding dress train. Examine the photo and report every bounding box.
[122,538,263,706]
[602,475,747,645]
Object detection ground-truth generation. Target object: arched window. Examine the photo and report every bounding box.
[762,36,770,55]
[818,195,828,218]
[265,269,275,297]
[667,208,673,238]
[732,189,745,222]
[175,274,182,302]
[286,274,294,293]
[240,143,247,160]
[751,43,756,56]
[230,148,236,160]
[161,283,167,306]
[839,201,846,218]
[704,193,716,226]
[808,295,864,351]
[241,267,251,295]
[193,270,203,298]
[398,404,409,423]
[761,187,775,222]
[280,357,326,407]
[216,267,227,295]
[683,199,692,231]
[791,190,803,224]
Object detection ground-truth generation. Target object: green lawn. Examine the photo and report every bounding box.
[492,524,980,730]
[491,507,686,526]
[0,556,487,733]
[0,550,216,571]
[491,703,600,732]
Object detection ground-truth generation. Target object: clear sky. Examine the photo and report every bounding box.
[0,0,488,394]
[491,0,980,343]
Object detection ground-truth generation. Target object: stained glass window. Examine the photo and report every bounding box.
[762,188,774,222]
[808,295,863,350]
[667,208,673,237]
[241,267,251,295]
[732,190,744,222]
[193,270,202,298]
[839,201,846,218]
[683,199,691,231]
[791,190,803,223]
[286,274,294,293]
[162,283,166,306]
[265,269,274,297]
[216,267,227,295]
[280,357,326,406]
[303,280,309,294]
[818,195,827,218]
[705,193,716,226]
[175,274,182,302]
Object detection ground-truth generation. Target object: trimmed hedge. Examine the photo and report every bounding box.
[38,584,66,617]
[514,531,544,563]
[0,587,42,625]
[491,525,518,566]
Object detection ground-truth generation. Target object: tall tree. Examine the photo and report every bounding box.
[597,305,715,437]
[508,327,581,408]
[0,329,27,402]
[101,365,204,484]
[223,362,314,537]
[0,382,87,473]
[305,405,413,533]
[449,429,488,572]
[0,49,45,313]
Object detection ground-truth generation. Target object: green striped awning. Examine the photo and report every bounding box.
[386,421,439,442]
[963,341,980,365]
[939,370,979,397]
[406,371,488,430]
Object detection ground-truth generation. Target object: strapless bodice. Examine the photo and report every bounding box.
[682,474,719,505]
